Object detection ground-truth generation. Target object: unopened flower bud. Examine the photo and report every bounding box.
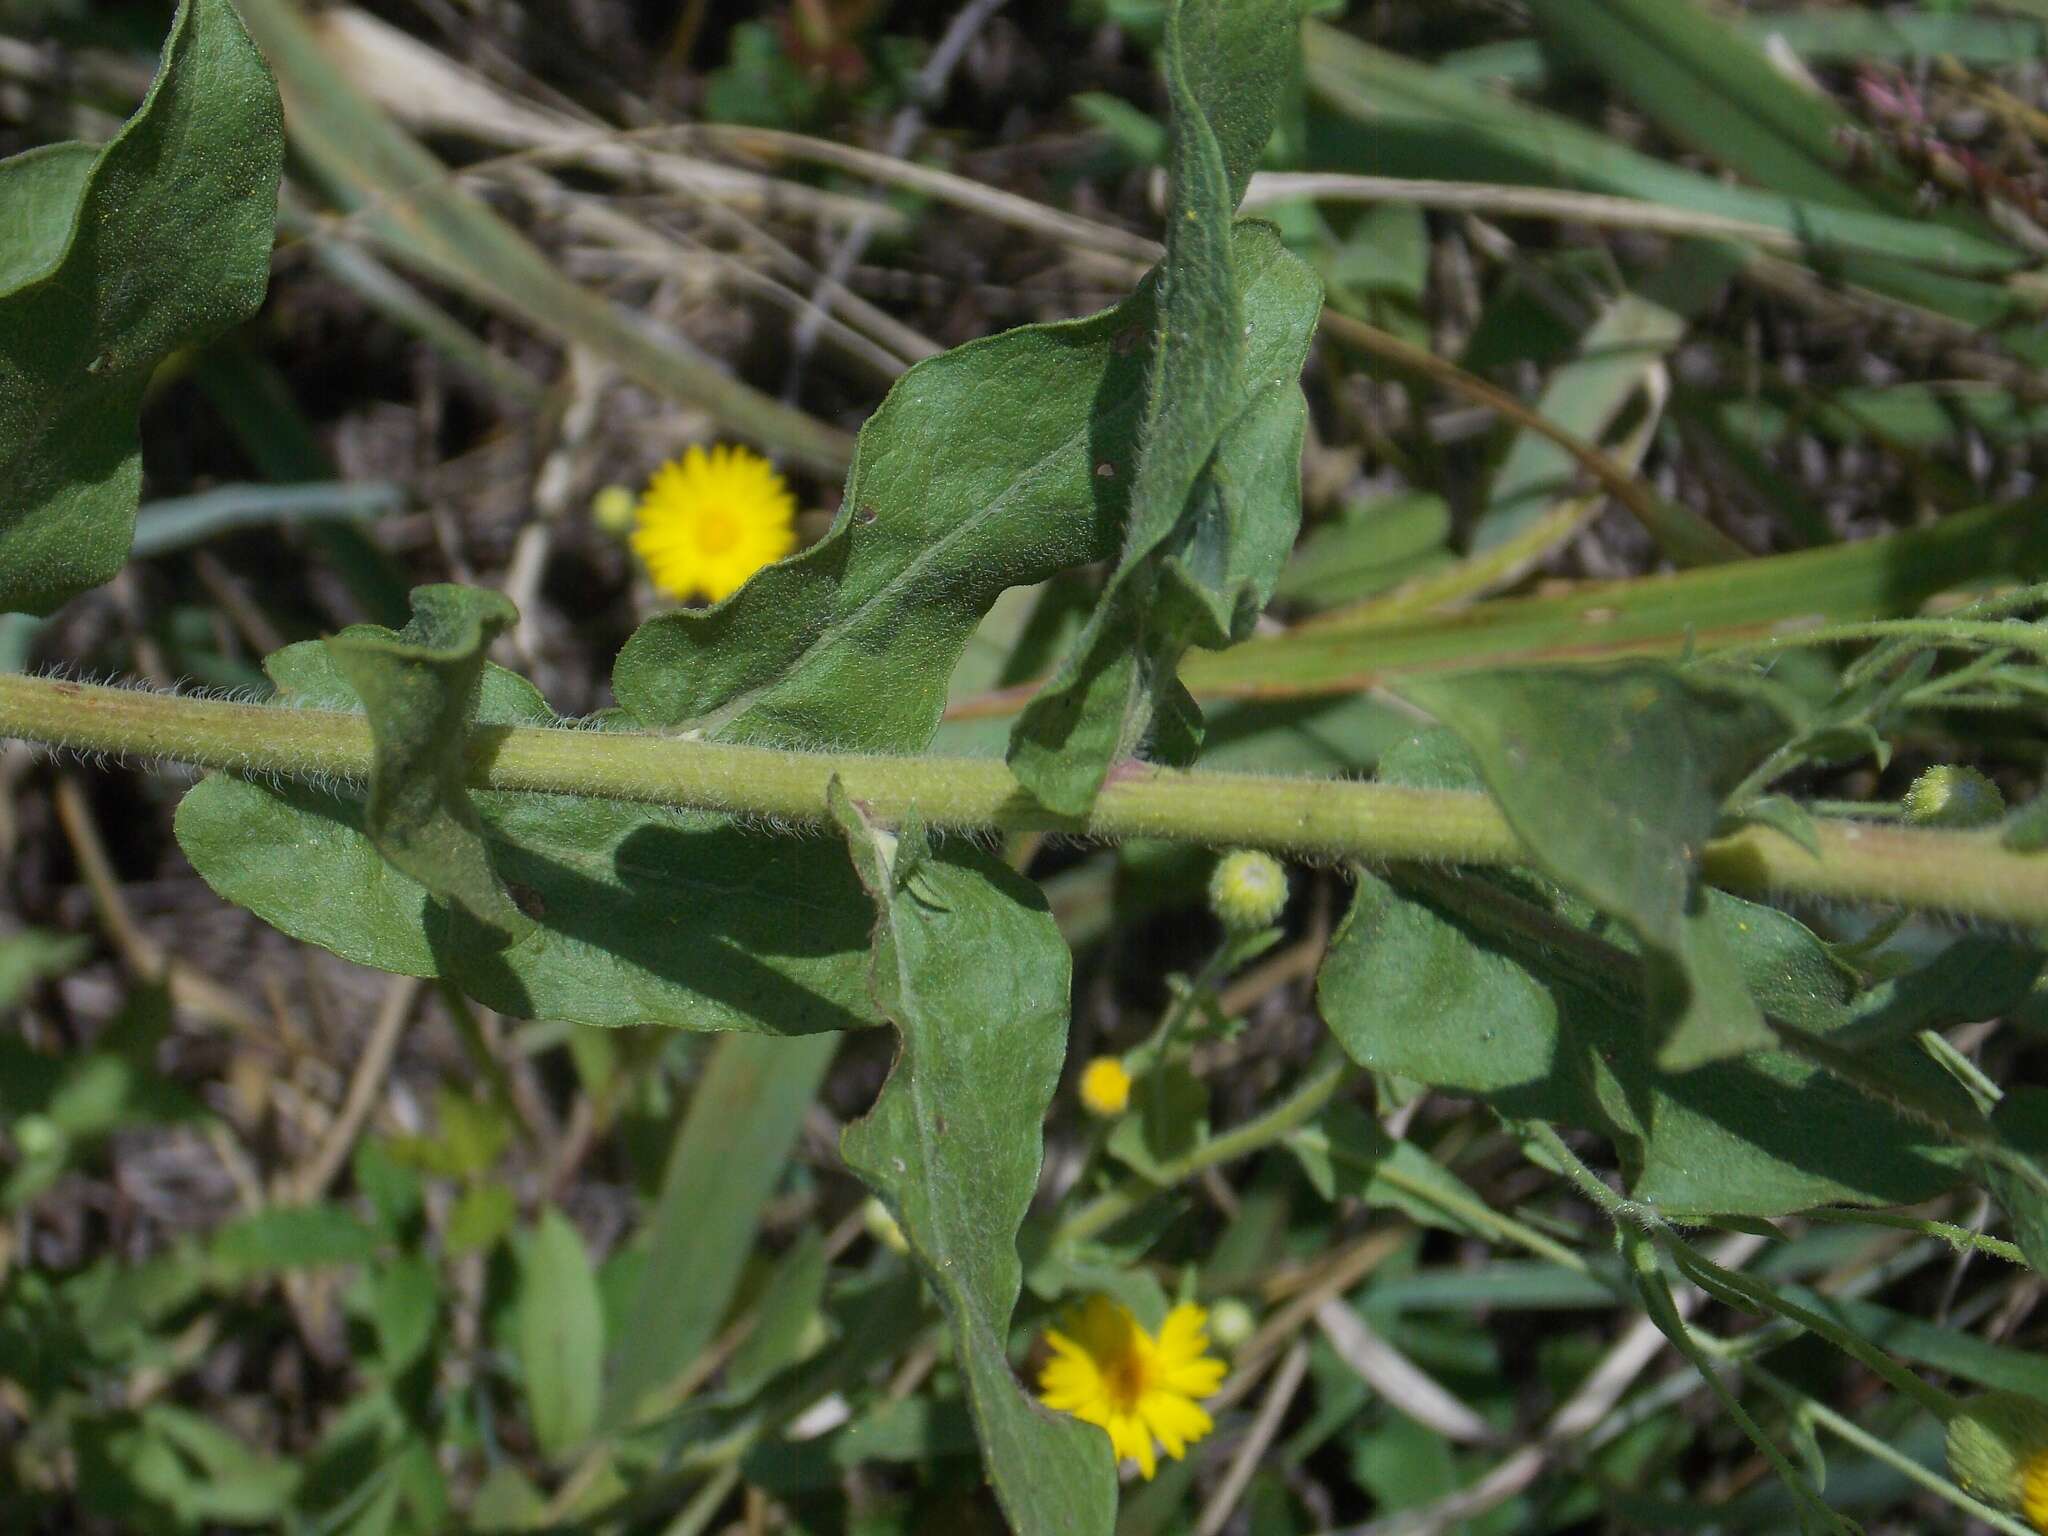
[1904,765,2005,829]
[1208,850,1288,933]
[1944,1392,2048,1527]
[1207,1297,1255,1351]
[592,484,637,535]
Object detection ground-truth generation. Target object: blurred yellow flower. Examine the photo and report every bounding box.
[1037,1295,1225,1479]
[1078,1056,1133,1118]
[631,444,797,603]
[2025,1446,2048,1532]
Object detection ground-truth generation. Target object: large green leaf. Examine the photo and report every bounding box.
[831,786,1116,1535]
[0,0,281,616]
[1316,728,1973,1217]
[1399,663,1799,1068]
[327,585,533,945]
[612,226,1309,753]
[1008,0,1320,814]
[175,633,879,1035]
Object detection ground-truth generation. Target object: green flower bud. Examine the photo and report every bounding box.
[1944,1391,2048,1525]
[1208,850,1288,933]
[1904,765,2005,829]
[1207,1297,1256,1351]
[592,484,637,536]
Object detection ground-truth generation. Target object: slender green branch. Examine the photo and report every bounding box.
[1749,1364,2039,1536]
[1057,1046,1360,1245]
[4,673,2046,924]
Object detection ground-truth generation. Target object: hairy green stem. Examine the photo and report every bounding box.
[4,673,2047,924]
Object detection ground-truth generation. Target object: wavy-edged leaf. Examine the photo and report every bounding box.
[327,585,531,945]
[175,635,877,1035]
[0,0,281,616]
[1316,731,1974,1217]
[1398,663,1800,1069]
[1009,0,1319,814]
[831,785,1116,1535]
[614,227,1307,753]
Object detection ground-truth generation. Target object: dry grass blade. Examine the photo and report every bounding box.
[234,0,856,472]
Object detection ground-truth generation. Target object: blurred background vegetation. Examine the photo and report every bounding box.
[3,0,2047,1532]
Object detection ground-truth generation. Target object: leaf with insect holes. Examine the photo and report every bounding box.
[0,0,281,616]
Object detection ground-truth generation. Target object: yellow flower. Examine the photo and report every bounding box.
[1078,1056,1133,1118]
[2026,1446,2048,1533]
[1038,1295,1226,1479]
[630,444,797,604]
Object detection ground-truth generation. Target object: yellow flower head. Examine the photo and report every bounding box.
[630,444,797,604]
[1038,1295,1226,1480]
[1078,1056,1133,1118]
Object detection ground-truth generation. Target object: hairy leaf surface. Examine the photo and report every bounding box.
[0,0,281,615]
[1009,0,1320,813]
[1317,729,1975,1217]
[176,634,878,1035]
[833,787,1116,1534]
[1399,663,1800,1067]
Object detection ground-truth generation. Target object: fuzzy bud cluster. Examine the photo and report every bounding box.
[1207,850,1288,933]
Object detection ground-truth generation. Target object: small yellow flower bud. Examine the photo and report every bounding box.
[1078,1056,1133,1118]
[1944,1392,2048,1526]
[860,1196,910,1256]
[1904,765,2005,829]
[1207,1297,1255,1350]
[592,484,637,535]
[1208,849,1288,933]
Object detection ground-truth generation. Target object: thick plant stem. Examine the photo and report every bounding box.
[4,673,2047,925]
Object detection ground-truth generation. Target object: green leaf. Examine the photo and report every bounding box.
[327,585,533,945]
[212,1205,383,1277]
[0,143,95,284]
[1009,0,1319,814]
[1317,728,1970,1217]
[519,1208,605,1462]
[1527,0,1926,211]
[0,0,281,615]
[365,1255,439,1373]
[1398,663,1799,1068]
[0,927,89,1012]
[602,1032,835,1427]
[724,1226,831,1400]
[1287,1103,1491,1237]
[830,785,1116,1535]
[1985,1089,2048,1273]
[175,638,879,1036]
[612,241,1304,755]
